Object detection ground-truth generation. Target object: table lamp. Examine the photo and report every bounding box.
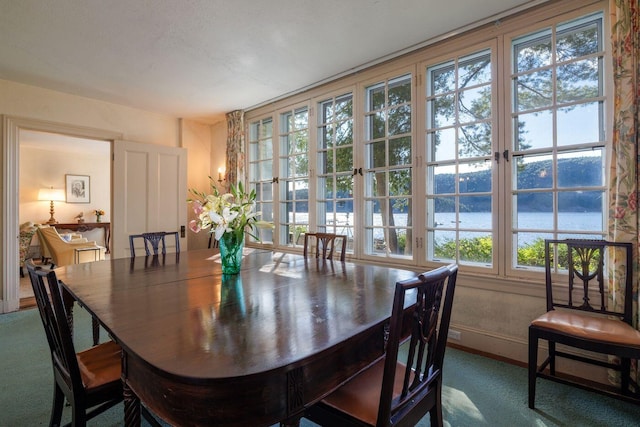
[38,187,66,224]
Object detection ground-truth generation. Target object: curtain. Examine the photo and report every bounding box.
[225,110,245,191]
[608,0,639,386]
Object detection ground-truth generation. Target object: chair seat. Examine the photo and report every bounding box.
[531,311,640,348]
[77,340,122,389]
[320,359,411,426]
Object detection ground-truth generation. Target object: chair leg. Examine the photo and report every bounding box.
[621,357,631,395]
[20,265,24,278]
[528,330,538,409]
[430,380,444,427]
[92,317,100,345]
[548,341,556,376]
[50,383,65,427]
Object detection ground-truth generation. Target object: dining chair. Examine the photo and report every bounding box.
[25,259,123,426]
[305,263,458,427]
[129,231,180,257]
[303,232,347,262]
[208,233,219,249]
[529,239,640,408]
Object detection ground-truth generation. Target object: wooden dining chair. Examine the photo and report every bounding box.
[529,239,640,408]
[25,259,123,426]
[129,231,180,257]
[305,263,458,427]
[303,232,347,262]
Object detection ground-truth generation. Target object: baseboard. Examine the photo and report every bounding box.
[447,324,612,386]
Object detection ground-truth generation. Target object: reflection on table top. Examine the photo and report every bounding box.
[57,248,418,379]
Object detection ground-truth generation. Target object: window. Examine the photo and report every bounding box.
[363,74,413,259]
[278,106,310,247]
[244,4,608,282]
[316,94,355,248]
[248,117,274,244]
[425,50,494,267]
[510,13,605,269]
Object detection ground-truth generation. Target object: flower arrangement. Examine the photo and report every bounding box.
[94,209,105,216]
[188,179,266,242]
[189,179,268,274]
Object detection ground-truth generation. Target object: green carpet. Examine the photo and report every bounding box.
[1,307,638,426]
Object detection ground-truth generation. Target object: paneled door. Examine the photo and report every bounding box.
[112,140,187,259]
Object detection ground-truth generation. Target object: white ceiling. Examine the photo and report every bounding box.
[1,0,545,124]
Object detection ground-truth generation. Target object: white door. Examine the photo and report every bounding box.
[113,140,187,259]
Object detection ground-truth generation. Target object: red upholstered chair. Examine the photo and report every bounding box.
[305,263,458,427]
[529,239,640,408]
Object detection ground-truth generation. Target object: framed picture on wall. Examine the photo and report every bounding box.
[66,174,90,203]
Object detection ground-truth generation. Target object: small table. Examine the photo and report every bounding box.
[74,246,101,264]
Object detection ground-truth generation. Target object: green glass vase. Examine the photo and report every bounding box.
[218,232,244,274]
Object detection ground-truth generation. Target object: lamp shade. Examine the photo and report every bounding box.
[38,187,65,202]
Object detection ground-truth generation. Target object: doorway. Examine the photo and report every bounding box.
[19,130,111,304]
[2,116,123,313]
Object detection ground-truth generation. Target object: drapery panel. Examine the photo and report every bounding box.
[225,110,245,191]
[608,0,639,386]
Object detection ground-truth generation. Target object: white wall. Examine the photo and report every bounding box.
[1,79,225,307]
[20,145,110,225]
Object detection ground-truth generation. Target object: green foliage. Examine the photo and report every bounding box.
[435,236,573,268]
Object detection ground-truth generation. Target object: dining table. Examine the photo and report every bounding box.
[55,248,419,427]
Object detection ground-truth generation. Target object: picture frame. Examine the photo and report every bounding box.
[65,174,90,203]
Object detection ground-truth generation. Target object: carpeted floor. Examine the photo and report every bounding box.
[1,307,638,426]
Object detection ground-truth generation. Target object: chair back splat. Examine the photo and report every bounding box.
[25,259,123,426]
[129,231,180,257]
[305,263,458,427]
[303,232,347,262]
[529,239,640,408]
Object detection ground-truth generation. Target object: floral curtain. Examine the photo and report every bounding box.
[225,110,245,191]
[608,0,639,386]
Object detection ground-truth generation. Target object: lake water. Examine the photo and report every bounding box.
[289,211,603,244]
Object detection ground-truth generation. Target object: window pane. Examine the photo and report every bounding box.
[514,31,552,73]
[430,95,455,127]
[515,110,553,150]
[514,154,553,190]
[557,58,600,103]
[336,120,353,146]
[388,76,411,105]
[515,70,552,111]
[389,170,411,196]
[459,53,491,87]
[335,146,353,172]
[429,128,456,162]
[459,123,492,158]
[430,62,455,95]
[557,149,603,187]
[558,191,604,230]
[556,18,600,62]
[514,193,554,228]
[388,106,411,135]
[557,102,602,145]
[459,86,491,123]
[389,137,411,166]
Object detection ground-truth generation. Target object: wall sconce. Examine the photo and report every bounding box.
[38,186,66,224]
[218,167,226,183]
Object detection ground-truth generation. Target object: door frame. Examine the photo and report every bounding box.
[1,115,122,313]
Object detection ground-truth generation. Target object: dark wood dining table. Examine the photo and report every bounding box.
[55,248,419,427]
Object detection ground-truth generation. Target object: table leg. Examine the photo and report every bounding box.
[123,381,141,427]
[122,353,141,427]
